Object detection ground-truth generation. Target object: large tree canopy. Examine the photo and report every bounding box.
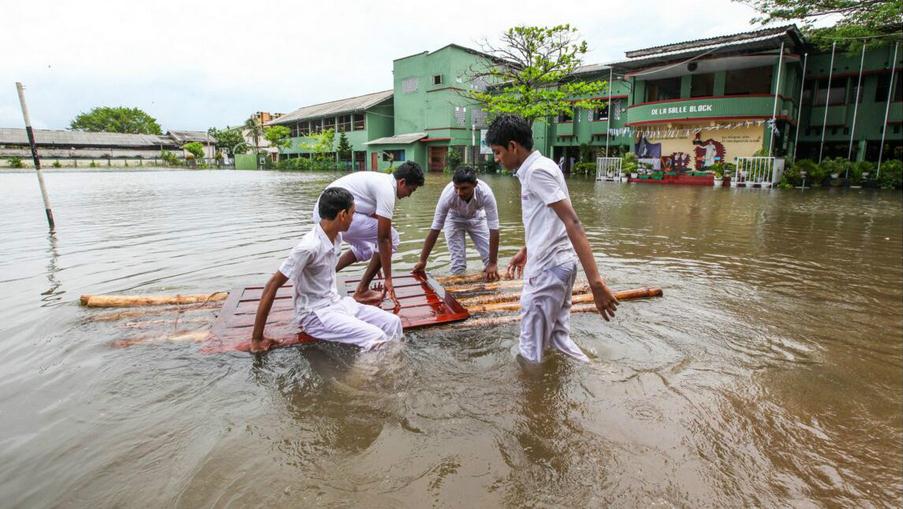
[468,24,609,125]
[70,106,162,134]
[737,0,903,48]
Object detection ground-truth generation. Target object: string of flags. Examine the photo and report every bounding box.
[605,120,772,139]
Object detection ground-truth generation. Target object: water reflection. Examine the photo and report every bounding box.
[0,170,899,507]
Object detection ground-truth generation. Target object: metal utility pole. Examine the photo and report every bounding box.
[15,82,55,231]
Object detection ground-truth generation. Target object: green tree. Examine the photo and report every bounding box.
[337,131,352,163]
[207,126,248,155]
[737,0,903,48]
[183,142,205,160]
[467,25,609,125]
[303,128,336,162]
[70,106,162,134]
[264,125,292,161]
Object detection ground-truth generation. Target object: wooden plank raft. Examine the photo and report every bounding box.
[203,273,470,353]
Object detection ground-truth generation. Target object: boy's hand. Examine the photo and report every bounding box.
[249,336,281,353]
[483,262,500,282]
[590,279,618,321]
[506,248,527,279]
[412,260,427,274]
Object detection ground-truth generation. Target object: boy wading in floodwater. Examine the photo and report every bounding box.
[485,114,619,363]
[250,188,403,353]
[413,165,501,281]
[316,161,424,305]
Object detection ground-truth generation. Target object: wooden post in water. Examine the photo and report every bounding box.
[15,82,55,231]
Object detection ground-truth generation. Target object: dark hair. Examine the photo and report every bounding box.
[393,161,425,187]
[318,187,354,220]
[485,114,533,150]
[452,166,477,185]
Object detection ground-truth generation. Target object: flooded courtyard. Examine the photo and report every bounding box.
[0,169,901,507]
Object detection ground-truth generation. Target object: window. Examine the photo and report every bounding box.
[298,121,310,136]
[725,66,773,95]
[557,109,574,123]
[645,77,682,102]
[337,115,352,132]
[813,78,846,106]
[352,113,365,130]
[849,81,865,104]
[323,116,336,131]
[382,149,405,162]
[875,73,902,102]
[433,74,443,85]
[691,73,715,98]
[402,77,418,93]
[592,105,609,121]
[310,120,322,134]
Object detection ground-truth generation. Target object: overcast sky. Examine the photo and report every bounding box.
[1,0,795,131]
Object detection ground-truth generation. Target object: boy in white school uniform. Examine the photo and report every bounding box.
[250,188,403,353]
[413,166,501,281]
[314,162,425,304]
[485,115,619,363]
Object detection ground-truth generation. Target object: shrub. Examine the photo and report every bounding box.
[622,152,638,173]
[90,161,97,168]
[876,159,902,189]
[850,161,874,185]
[446,149,463,173]
[574,162,596,175]
[161,150,180,167]
[52,160,62,168]
[9,156,24,168]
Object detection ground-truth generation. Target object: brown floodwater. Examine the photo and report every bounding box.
[0,169,901,507]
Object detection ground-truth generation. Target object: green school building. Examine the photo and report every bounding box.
[267,26,901,172]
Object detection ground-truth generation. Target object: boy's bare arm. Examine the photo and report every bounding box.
[548,199,619,321]
[250,271,288,351]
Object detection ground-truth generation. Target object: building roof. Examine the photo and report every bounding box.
[269,90,393,125]
[394,43,514,67]
[610,25,805,70]
[167,130,215,144]
[365,132,427,145]
[0,127,175,148]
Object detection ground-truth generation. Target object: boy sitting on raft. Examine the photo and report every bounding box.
[250,188,403,353]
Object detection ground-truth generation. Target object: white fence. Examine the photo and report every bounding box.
[732,157,784,188]
[595,157,623,182]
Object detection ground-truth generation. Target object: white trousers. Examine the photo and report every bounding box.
[301,297,403,351]
[314,209,399,262]
[444,213,490,275]
[518,262,589,363]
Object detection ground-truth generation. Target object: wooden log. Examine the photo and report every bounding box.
[110,330,210,348]
[466,287,662,314]
[446,279,524,293]
[87,302,221,322]
[435,273,486,285]
[80,292,229,308]
[457,284,589,307]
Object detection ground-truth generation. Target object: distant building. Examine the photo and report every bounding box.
[0,128,218,167]
[265,26,901,172]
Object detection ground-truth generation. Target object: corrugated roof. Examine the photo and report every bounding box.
[269,90,393,125]
[625,25,800,58]
[167,130,215,144]
[609,26,803,71]
[0,128,176,148]
[365,132,427,145]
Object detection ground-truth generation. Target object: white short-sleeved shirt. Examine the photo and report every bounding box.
[325,171,397,219]
[279,224,343,322]
[430,179,500,230]
[515,151,577,277]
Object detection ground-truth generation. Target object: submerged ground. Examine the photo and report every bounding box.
[1,169,900,507]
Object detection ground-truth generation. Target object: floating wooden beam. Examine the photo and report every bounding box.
[466,287,662,314]
[80,292,229,308]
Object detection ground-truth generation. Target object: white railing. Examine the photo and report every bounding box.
[596,157,623,182]
[732,157,784,188]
